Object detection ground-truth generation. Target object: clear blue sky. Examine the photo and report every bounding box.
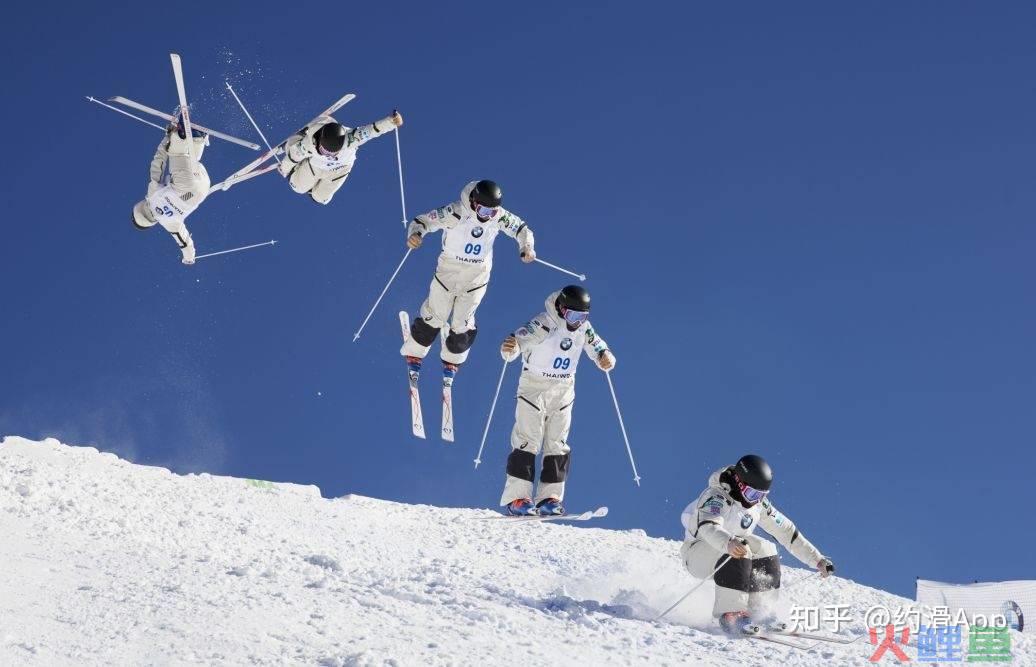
[2,1,1034,599]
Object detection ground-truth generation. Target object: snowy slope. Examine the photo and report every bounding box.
[1,437,1032,666]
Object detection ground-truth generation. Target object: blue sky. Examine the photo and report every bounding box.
[2,1,1034,599]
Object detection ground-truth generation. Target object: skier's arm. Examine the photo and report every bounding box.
[757,498,825,567]
[407,201,456,246]
[682,494,735,551]
[148,134,170,187]
[346,111,402,149]
[498,211,535,260]
[582,325,615,371]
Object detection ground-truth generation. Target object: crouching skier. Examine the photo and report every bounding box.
[131,112,209,265]
[680,454,835,634]
[497,286,615,516]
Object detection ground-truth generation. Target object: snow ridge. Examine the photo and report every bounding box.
[1,436,1030,666]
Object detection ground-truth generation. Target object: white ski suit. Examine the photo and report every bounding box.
[401,181,535,365]
[132,130,210,264]
[277,114,396,204]
[498,291,611,505]
[680,468,826,618]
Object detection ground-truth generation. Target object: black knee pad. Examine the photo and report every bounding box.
[506,449,536,482]
[540,452,571,483]
[410,317,439,347]
[749,555,781,592]
[714,555,752,592]
[445,327,478,354]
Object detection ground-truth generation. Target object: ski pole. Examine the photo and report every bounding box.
[474,358,510,469]
[86,96,167,132]
[781,570,820,593]
[394,127,407,228]
[195,240,277,261]
[656,554,735,621]
[224,82,281,166]
[605,371,641,486]
[353,248,413,342]
[533,257,586,281]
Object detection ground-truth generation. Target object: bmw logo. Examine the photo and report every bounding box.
[740,514,753,529]
[471,226,485,238]
[560,338,573,351]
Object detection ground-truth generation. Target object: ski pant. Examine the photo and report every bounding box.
[498,374,575,505]
[681,534,781,618]
[133,135,208,262]
[401,258,491,365]
[288,159,350,205]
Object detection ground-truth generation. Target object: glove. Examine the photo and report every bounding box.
[407,233,423,249]
[726,537,750,559]
[520,247,536,263]
[391,110,403,127]
[500,336,519,361]
[597,350,615,371]
[817,558,835,578]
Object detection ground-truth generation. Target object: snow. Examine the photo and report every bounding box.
[1,436,1032,666]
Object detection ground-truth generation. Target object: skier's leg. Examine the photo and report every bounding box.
[146,186,196,263]
[499,384,546,506]
[288,159,320,195]
[535,384,574,503]
[681,539,722,579]
[401,275,453,359]
[310,170,350,205]
[745,536,781,619]
[440,281,487,365]
[712,554,752,617]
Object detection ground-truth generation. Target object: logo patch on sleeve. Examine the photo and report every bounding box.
[702,497,724,516]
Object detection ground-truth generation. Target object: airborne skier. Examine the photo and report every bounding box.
[497,286,615,516]
[401,180,536,384]
[276,110,403,204]
[131,113,209,265]
[680,454,835,635]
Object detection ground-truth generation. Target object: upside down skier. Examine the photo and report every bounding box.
[401,180,536,384]
[497,286,615,516]
[131,112,209,265]
[277,110,403,204]
[680,454,835,634]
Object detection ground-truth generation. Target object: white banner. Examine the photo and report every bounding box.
[917,579,1034,634]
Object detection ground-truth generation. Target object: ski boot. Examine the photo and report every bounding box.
[442,361,458,388]
[406,356,422,382]
[719,611,754,636]
[536,497,565,516]
[506,498,538,516]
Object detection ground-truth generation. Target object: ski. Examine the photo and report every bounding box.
[482,507,608,523]
[209,164,278,194]
[746,630,818,650]
[107,96,260,150]
[400,312,426,439]
[440,329,455,442]
[169,54,194,162]
[216,93,356,191]
[777,630,859,645]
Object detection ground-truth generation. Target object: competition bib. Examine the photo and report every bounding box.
[309,149,355,174]
[524,326,585,379]
[146,184,203,224]
[442,216,501,264]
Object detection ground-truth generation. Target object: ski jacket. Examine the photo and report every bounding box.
[284,114,395,175]
[407,181,535,270]
[680,468,825,567]
[507,291,609,383]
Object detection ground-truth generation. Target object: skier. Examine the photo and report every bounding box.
[680,454,835,634]
[496,286,615,516]
[401,180,536,384]
[131,112,209,265]
[276,110,403,204]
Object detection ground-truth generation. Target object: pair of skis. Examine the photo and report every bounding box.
[400,312,454,442]
[741,623,861,650]
[479,506,609,523]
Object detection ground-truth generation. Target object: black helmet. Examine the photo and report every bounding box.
[471,180,503,208]
[316,122,347,153]
[556,285,591,313]
[733,454,773,492]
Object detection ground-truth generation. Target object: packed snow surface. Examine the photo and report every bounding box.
[1,436,1032,666]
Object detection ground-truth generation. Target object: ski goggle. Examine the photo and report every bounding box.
[317,143,340,157]
[474,203,499,219]
[735,476,769,504]
[561,307,589,326]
